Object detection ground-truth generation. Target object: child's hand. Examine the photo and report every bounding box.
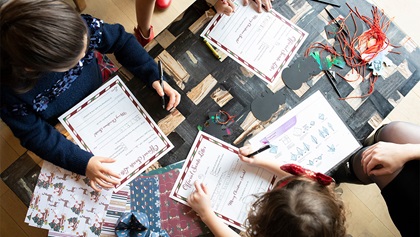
[238,145,268,166]
[243,0,273,13]
[187,181,213,219]
[215,0,236,16]
[86,156,121,192]
[152,80,181,111]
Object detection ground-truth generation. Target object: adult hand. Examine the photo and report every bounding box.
[361,142,408,176]
[215,0,236,16]
[152,80,181,111]
[86,156,121,192]
[187,181,213,218]
[243,0,273,13]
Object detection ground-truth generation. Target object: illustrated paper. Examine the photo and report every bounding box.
[249,90,361,174]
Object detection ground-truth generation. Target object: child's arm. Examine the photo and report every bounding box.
[187,181,240,237]
[86,156,121,192]
[238,145,290,178]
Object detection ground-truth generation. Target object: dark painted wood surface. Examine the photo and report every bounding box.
[3,0,420,207]
[137,0,420,166]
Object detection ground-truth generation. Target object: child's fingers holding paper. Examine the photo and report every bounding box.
[262,0,272,11]
[227,0,236,12]
[200,182,209,194]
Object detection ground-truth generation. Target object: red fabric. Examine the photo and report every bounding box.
[158,170,205,236]
[94,51,118,82]
[280,164,334,186]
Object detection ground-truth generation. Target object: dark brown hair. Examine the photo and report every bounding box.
[246,177,346,237]
[0,0,87,92]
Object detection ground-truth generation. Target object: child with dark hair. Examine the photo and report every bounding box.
[188,146,347,237]
[0,0,181,191]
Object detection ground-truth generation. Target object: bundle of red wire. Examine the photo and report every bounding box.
[305,4,399,99]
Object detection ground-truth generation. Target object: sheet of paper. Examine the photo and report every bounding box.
[249,91,361,174]
[47,185,130,237]
[98,186,131,236]
[170,131,277,231]
[25,161,113,236]
[59,75,173,191]
[201,1,308,84]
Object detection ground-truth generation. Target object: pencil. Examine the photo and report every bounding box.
[325,70,342,98]
[203,39,221,60]
[246,144,271,157]
[158,60,165,109]
[311,0,340,8]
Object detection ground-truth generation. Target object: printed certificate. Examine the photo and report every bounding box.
[59,75,173,191]
[201,1,308,84]
[170,131,277,231]
[249,91,361,174]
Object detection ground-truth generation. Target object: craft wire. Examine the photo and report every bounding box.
[306,4,398,99]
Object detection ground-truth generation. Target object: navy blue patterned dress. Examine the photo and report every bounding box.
[1,15,162,175]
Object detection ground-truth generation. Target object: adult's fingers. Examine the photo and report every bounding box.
[361,147,373,174]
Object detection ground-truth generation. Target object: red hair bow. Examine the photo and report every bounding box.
[280,164,334,186]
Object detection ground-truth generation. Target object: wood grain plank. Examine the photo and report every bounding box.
[344,183,400,236]
[0,180,10,197]
[0,207,29,237]
[188,9,216,34]
[187,74,218,105]
[211,87,233,107]
[0,136,20,174]
[157,109,186,135]
[157,50,190,89]
[155,29,177,49]
[1,190,48,236]
[0,123,26,157]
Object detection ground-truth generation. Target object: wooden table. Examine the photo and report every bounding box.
[128,0,420,168]
[2,0,420,207]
